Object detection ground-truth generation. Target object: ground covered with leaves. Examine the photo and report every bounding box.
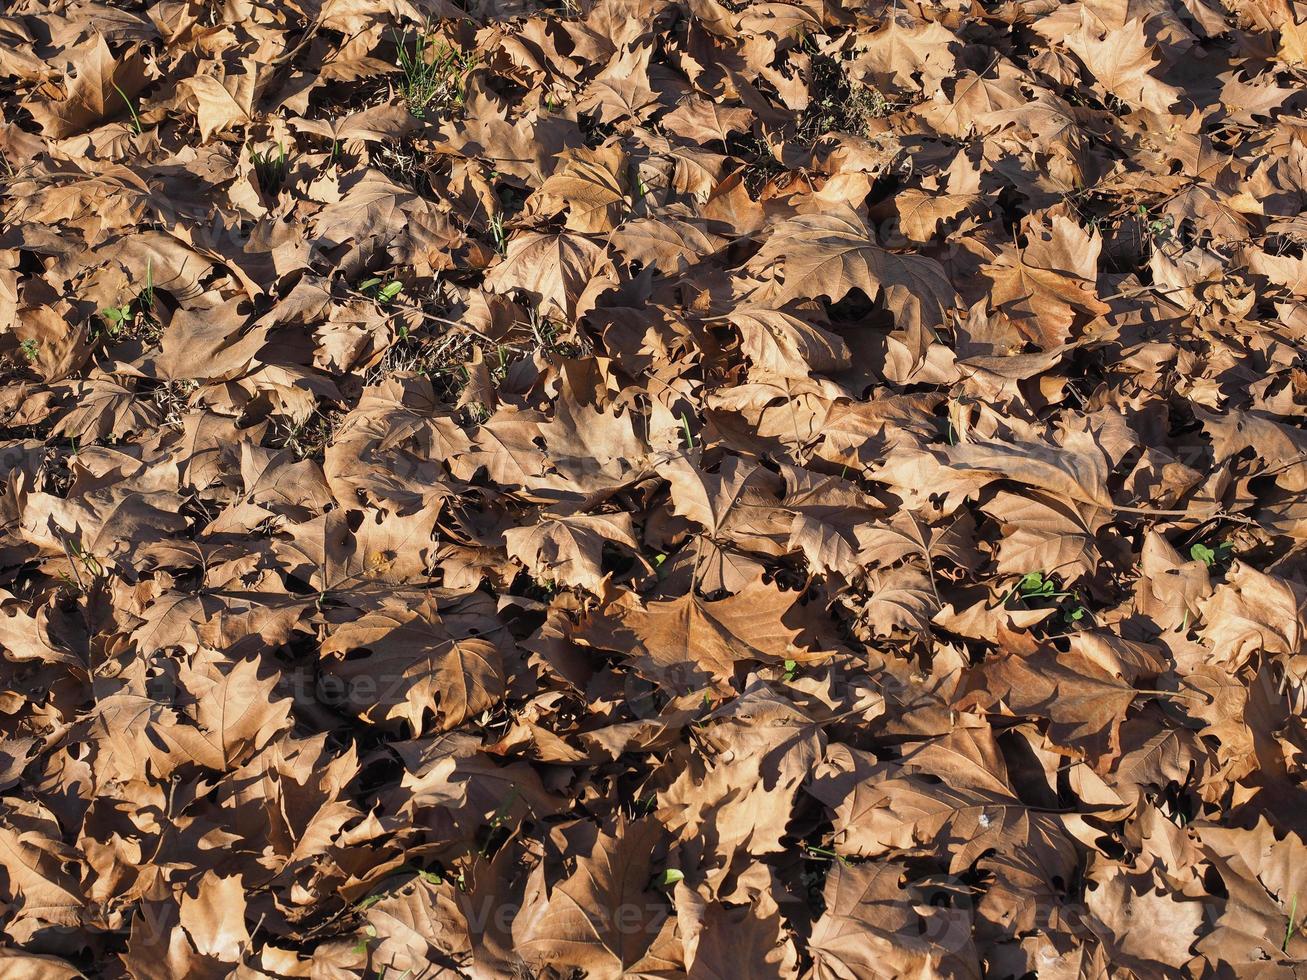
[5,0,1307,976]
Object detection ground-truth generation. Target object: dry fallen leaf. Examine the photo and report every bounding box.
[25,34,151,138]
[748,206,958,338]
[1,0,1303,974]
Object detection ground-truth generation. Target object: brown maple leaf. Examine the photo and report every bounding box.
[749,206,957,339]
[320,592,507,732]
[982,214,1109,348]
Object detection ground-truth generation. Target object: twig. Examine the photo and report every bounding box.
[1258,451,1307,480]
[390,305,500,345]
[270,20,323,67]
[1096,283,1191,304]
[1109,503,1212,517]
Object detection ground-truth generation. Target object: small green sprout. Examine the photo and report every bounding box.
[360,277,404,305]
[654,868,684,886]
[18,338,38,363]
[1137,204,1174,242]
[1001,571,1077,609]
[487,789,518,832]
[141,257,154,311]
[1018,571,1056,599]
[351,924,377,955]
[111,80,142,135]
[95,261,159,342]
[1190,541,1233,568]
[489,213,507,255]
[803,843,851,865]
[67,539,104,579]
[395,31,478,119]
[101,302,134,334]
[250,143,288,195]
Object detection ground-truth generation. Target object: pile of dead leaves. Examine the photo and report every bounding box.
[4,0,1307,975]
